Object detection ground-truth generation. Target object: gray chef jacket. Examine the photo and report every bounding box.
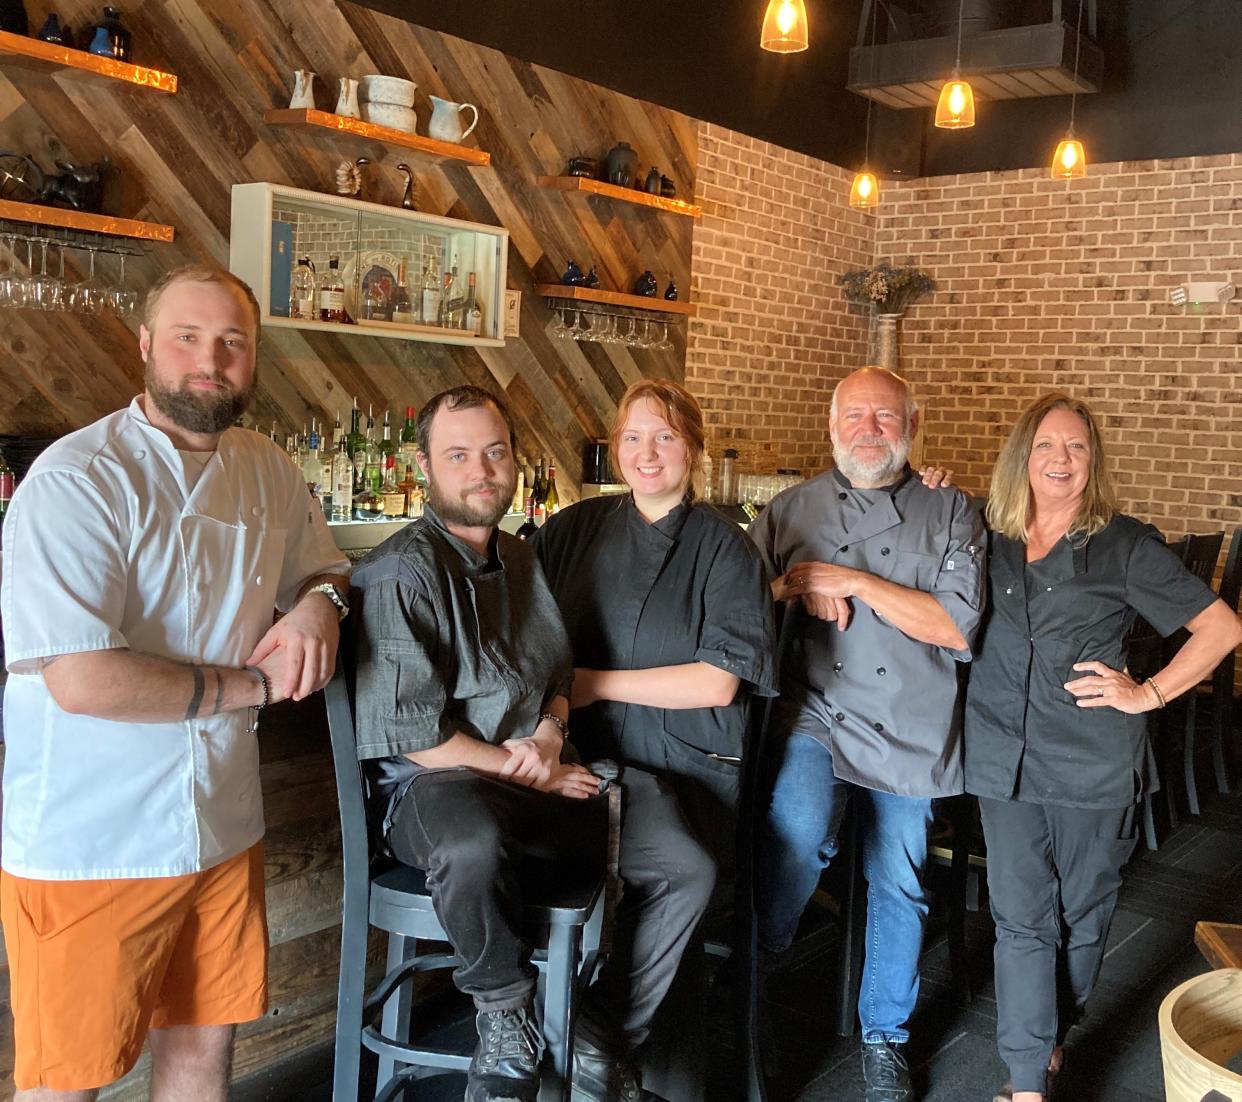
[350,505,574,831]
[748,467,987,797]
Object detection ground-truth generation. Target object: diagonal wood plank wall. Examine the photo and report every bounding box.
[0,2,699,1096]
[0,0,698,493]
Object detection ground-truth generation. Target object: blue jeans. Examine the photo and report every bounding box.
[757,731,934,1043]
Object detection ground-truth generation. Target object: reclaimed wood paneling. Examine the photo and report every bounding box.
[0,5,700,1094]
[0,0,698,493]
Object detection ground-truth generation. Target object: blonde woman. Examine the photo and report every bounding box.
[964,393,1242,1102]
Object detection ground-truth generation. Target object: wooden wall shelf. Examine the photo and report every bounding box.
[536,175,701,217]
[536,284,697,316]
[263,109,491,166]
[0,198,175,242]
[0,29,178,93]
[262,315,504,348]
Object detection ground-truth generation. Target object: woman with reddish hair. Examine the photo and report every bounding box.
[532,378,776,1101]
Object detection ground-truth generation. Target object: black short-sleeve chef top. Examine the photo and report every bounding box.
[964,514,1218,809]
[530,493,777,773]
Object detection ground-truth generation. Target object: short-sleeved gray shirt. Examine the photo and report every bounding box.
[349,505,573,825]
[748,467,987,797]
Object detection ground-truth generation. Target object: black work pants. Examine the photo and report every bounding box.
[388,765,716,1049]
[979,796,1138,1094]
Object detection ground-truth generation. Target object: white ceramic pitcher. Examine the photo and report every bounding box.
[289,69,315,110]
[335,77,360,119]
[427,96,479,143]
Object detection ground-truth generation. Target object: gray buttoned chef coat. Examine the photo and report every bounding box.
[748,467,987,797]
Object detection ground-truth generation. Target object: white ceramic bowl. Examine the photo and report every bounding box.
[362,102,418,133]
[360,74,417,108]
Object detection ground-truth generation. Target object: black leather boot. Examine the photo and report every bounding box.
[466,1005,543,1102]
[571,1035,644,1102]
[861,1038,914,1102]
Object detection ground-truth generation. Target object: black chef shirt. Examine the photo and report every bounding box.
[530,494,777,779]
[964,514,1217,809]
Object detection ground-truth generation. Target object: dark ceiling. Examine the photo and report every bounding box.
[359,0,1242,178]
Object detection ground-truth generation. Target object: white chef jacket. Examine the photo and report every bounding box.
[0,398,350,880]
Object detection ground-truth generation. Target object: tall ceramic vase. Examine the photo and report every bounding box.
[869,310,902,371]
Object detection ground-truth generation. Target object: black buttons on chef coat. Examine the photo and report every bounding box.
[881,547,891,556]
[877,667,886,676]
[874,722,885,732]
[833,662,843,672]
[840,545,849,553]
[838,492,848,500]
[835,712,845,722]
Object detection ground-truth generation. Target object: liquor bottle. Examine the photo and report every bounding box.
[463,272,484,334]
[318,255,346,322]
[364,406,383,492]
[290,256,316,319]
[302,420,323,495]
[545,464,560,516]
[380,456,406,517]
[362,277,389,322]
[516,493,538,540]
[379,410,396,462]
[440,256,462,328]
[398,463,422,518]
[391,259,415,323]
[353,479,384,521]
[331,409,344,450]
[346,400,366,459]
[533,456,549,506]
[268,421,279,444]
[0,447,14,520]
[400,405,419,465]
[420,256,442,325]
[331,437,353,522]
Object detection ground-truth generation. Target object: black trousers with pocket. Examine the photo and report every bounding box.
[979,796,1138,1094]
[388,764,716,1052]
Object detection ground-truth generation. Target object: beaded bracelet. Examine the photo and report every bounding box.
[245,665,271,733]
[538,712,570,738]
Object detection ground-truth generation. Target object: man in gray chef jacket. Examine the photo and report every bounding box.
[749,367,986,1102]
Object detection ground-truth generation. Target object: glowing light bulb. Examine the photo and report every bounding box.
[760,0,809,52]
[934,76,976,129]
[777,0,796,34]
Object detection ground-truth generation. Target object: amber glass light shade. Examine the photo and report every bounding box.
[761,0,809,53]
[1051,136,1087,179]
[934,75,976,129]
[849,170,880,209]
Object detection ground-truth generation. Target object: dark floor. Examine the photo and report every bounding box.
[273,785,1242,1102]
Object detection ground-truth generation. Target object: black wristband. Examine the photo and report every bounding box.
[245,666,270,733]
[538,712,569,738]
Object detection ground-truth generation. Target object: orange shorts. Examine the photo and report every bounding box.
[1,842,269,1092]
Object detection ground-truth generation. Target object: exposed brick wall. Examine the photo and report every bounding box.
[685,123,874,476]
[688,129,1241,542]
[880,155,1242,539]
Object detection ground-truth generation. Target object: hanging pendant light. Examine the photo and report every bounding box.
[935,0,976,129]
[1050,0,1089,178]
[849,0,880,208]
[761,0,809,53]
[849,170,880,209]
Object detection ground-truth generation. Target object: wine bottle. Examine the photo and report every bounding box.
[545,464,560,516]
[463,271,483,334]
[516,493,538,540]
[391,258,415,323]
[400,405,419,465]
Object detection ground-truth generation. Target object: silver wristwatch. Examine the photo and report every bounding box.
[307,582,350,621]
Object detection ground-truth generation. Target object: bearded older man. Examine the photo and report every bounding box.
[748,367,986,1102]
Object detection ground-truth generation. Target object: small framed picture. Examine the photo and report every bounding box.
[503,289,521,338]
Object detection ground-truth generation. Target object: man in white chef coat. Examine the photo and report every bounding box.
[0,265,350,1101]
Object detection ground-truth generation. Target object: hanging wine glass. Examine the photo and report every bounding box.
[0,231,24,308]
[71,246,107,315]
[31,238,61,310]
[109,251,138,317]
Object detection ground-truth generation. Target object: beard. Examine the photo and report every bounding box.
[425,468,517,529]
[145,354,254,435]
[831,429,912,486]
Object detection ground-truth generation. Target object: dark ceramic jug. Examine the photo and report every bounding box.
[632,270,658,297]
[606,142,638,188]
[645,167,661,194]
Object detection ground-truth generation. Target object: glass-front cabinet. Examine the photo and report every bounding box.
[229,183,508,347]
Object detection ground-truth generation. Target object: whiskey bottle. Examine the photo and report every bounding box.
[380,456,406,517]
[398,463,422,518]
[380,409,396,462]
[318,255,346,322]
[420,256,442,325]
[440,256,462,329]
